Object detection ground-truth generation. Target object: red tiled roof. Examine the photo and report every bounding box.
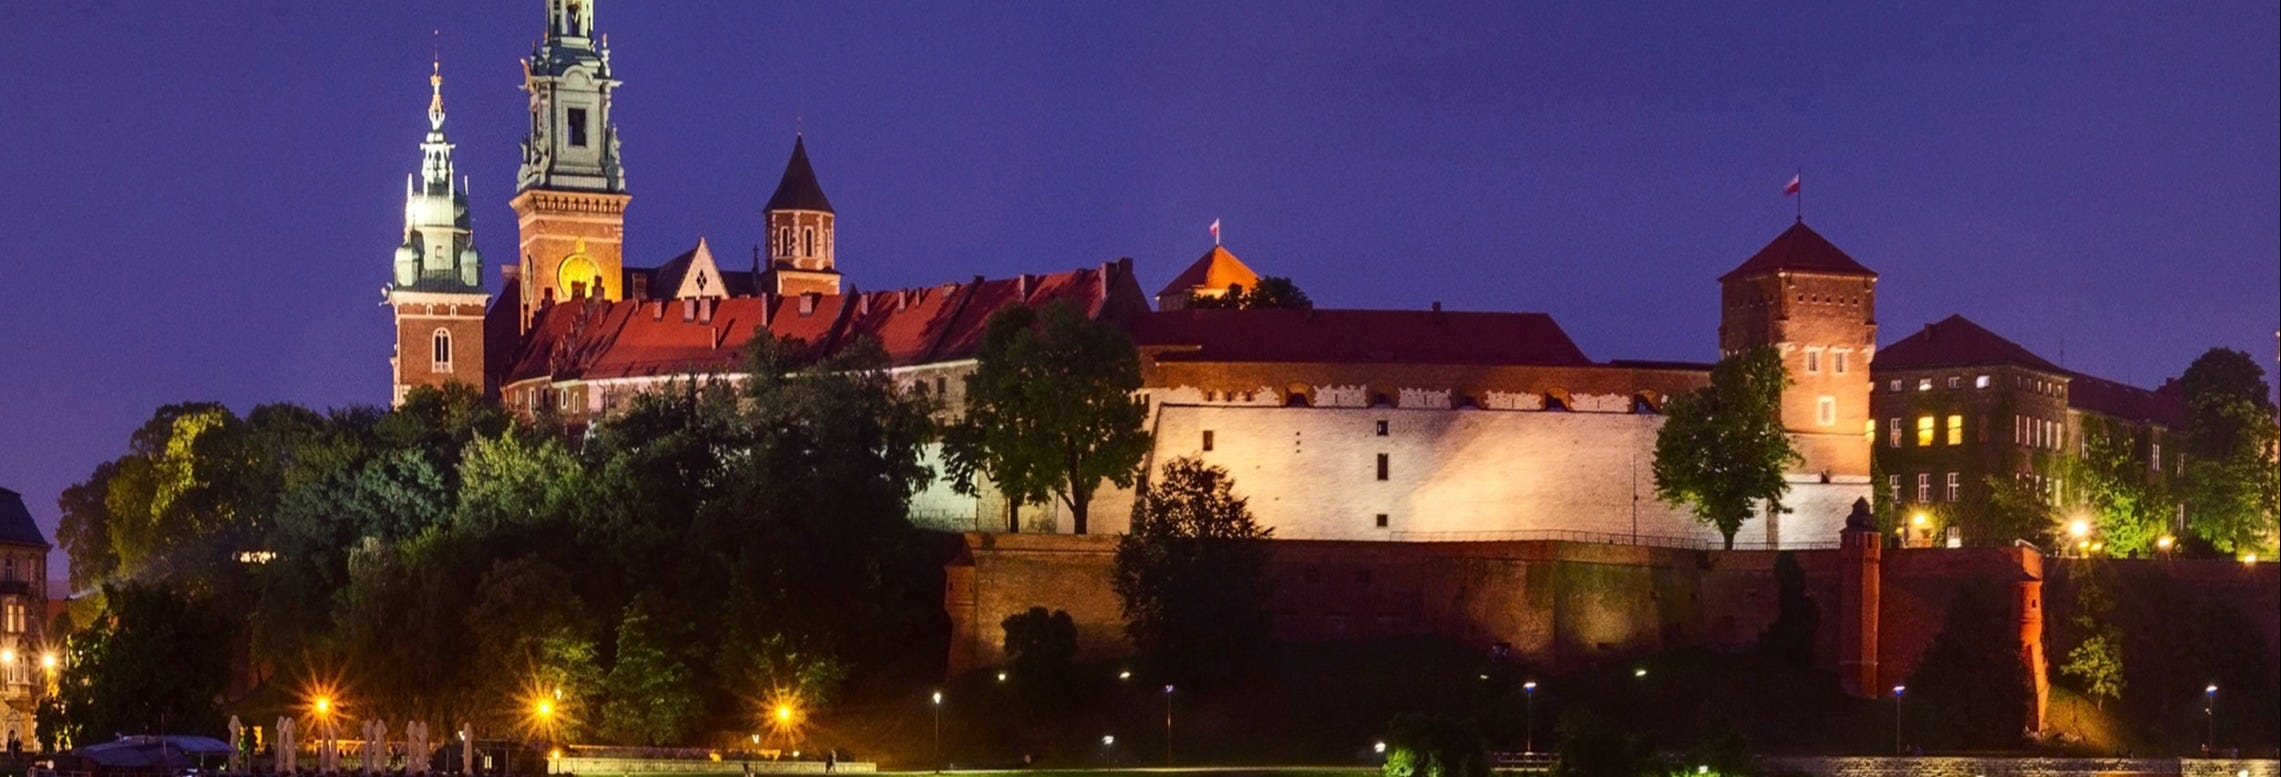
[503,259,1148,384]
[1877,315,2063,373]
[1720,221,1876,282]
[2067,371,2185,429]
[1131,307,1592,366]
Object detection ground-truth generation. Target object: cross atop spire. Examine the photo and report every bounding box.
[427,58,445,130]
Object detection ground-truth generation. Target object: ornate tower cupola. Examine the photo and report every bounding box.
[762,135,841,296]
[510,0,632,329]
[387,60,492,406]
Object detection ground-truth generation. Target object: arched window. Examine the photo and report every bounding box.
[778,227,792,257]
[803,227,816,257]
[432,329,454,373]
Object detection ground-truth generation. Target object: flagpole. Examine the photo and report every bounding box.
[1795,168,1803,222]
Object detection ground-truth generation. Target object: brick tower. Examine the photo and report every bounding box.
[386,60,490,406]
[761,135,842,296]
[510,0,630,329]
[1719,220,1879,541]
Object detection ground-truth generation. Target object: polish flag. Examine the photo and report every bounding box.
[1209,218,1222,245]
[1784,173,1802,196]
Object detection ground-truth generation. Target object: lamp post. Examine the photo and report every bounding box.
[1162,685,1175,765]
[930,691,943,772]
[1523,682,1539,754]
[1891,685,1906,756]
[2204,684,2218,754]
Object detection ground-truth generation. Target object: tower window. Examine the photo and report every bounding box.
[1202,430,1215,452]
[778,227,792,257]
[567,108,590,147]
[432,329,453,374]
[1376,453,1390,481]
[1375,513,1389,528]
[1375,420,1389,436]
[1804,350,1821,374]
[803,227,816,257]
[1833,351,1849,374]
[1816,396,1836,426]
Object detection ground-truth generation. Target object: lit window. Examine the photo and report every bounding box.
[1918,378,1932,391]
[1946,414,1963,445]
[432,329,453,374]
[1376,453,1390,481]
[1817,396,1836,426]
[1945,472,1960,502]
[1916,473,1930,503]
[1888,418,1902,448]
[2,600,21,634]
[1804,350,1821,374]
[1917,416,1935,447]
[1975,375,1991,389]
[1202,430,1215,452]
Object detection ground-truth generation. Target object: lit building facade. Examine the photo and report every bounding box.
[0,487,51,748]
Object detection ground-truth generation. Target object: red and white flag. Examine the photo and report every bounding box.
[1783,173,1802,196]
[1209,218,1222,245]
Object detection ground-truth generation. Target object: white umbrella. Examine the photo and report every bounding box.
[228,716,244,773]
[459,723,473,776]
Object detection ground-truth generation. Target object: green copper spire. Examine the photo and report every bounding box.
[393,57,482,292]
[518,0,625,193]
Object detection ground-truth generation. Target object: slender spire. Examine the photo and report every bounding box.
[428,58,446,130]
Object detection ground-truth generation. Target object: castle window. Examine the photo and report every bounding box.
[1889,379,1902,392]
[566,108,589,147]
[2150,442,2160,471]
[1816,396,1836,426]
[1888,475,1900,503]
[803,227,816,257]
[1804,350,1821,374]
[1834,351,1849,374]
[1376,453,1390,481]
[1916,416,1935,447]
[1916,473,1931,503]
[937,376,947,397]
[2,599,20,636]
[1947,376,1961,389]
[1945,472,1960,502]
[1375,513,1389,528]
[1375,420,1389,436]
[779,227,793,256]
[1975,374,1991,389]
[1888,418,1902,448]
[431,329,454,374]
[1202,430,1215,452]
[1946,414,1963,445]
[1918,378,1932,391]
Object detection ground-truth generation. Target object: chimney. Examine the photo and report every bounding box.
[699,297,714,324]
[630,273,649,301]
[799,293,817,316]
[1431,301,1442,312]
[857,294,872,317]
[651,300,665,321]
[682,298,697,322]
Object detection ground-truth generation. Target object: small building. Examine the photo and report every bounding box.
[0,487,52,748]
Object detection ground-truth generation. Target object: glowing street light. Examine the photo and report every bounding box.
[1372,742,1387,756]
[1163,685,1176,765]
[1892,685,1907,756]
[1523,681,1539,754]
[930,691,944,772]
[996,671,1008,683]
[2067,519,2091,539]
[2156,535,2176,552]
[2205,684,2219,753]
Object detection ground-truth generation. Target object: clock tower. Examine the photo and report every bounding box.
[386,60,490,406]
[510,0,630,330]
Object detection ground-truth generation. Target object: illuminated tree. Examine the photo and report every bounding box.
[1652,346,1800,550]
[1112,457,1273,682]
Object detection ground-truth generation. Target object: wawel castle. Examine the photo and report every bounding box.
[389,0,2180,551]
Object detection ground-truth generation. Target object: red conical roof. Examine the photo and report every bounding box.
[1720,221,1875,282]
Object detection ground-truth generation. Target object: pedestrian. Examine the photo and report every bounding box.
[823,751,835,774]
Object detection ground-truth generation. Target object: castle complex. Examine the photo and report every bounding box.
[385,0,2181,553]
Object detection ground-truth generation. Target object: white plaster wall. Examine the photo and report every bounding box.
[1143,404,1853,549]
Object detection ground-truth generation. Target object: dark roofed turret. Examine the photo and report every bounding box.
[766,135,834,214]
[1721,220,1876,282]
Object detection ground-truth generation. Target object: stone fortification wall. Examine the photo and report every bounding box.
[1760,757,2275,776]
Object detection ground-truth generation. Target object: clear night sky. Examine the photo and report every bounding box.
[3,2,2275,577]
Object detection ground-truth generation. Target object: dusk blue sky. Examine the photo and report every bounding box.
[3,2,2275,577]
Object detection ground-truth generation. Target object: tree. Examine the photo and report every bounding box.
[944,300,1152,534]
[1189,276,1314,310]
[1549,709,1658,777]
[601,595,702,746]
[1652,346,1800,549]
[1381,712,1489,777]
[1902,578,2035,748]
[2175,348,2279,554]
[1111,457,1273,682]
[1001,607,1079,713]
[52,582,235,745]
[2059,564,2124,709]
[2067,422,2173,556]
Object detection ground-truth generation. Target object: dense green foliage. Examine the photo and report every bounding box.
[2058,563,2125,709]
[1187,276,1314,310]
[53,335,943,746]
[2174,348,2279,555]
[2065,421,2175,556]
[1380,712,1487,777]
[1112,457,1273,684]
[51,583,236,747]
[1653,346,1801,549]
[1901,578,2036,749]
[1755,552,1818,667]
[943,300,1152,534]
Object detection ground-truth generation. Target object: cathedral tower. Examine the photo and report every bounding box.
[1719,220,1878,492]
[386,60,491,406]
[510,0,630,328]
[761,136,841,296]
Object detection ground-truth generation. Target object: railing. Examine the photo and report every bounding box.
[1387,528,1840,551]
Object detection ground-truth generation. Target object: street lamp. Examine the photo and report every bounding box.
[930,691,943,772]
[1101,734,1115,766]
[2204,684,2218,754]
[1891,685,1906,756]
[1163,685,1176,765]
[1522,681,1539,754]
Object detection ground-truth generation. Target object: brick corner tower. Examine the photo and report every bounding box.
[387,58,492,406]
[510,0,631,330]
[761,135,843,296]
